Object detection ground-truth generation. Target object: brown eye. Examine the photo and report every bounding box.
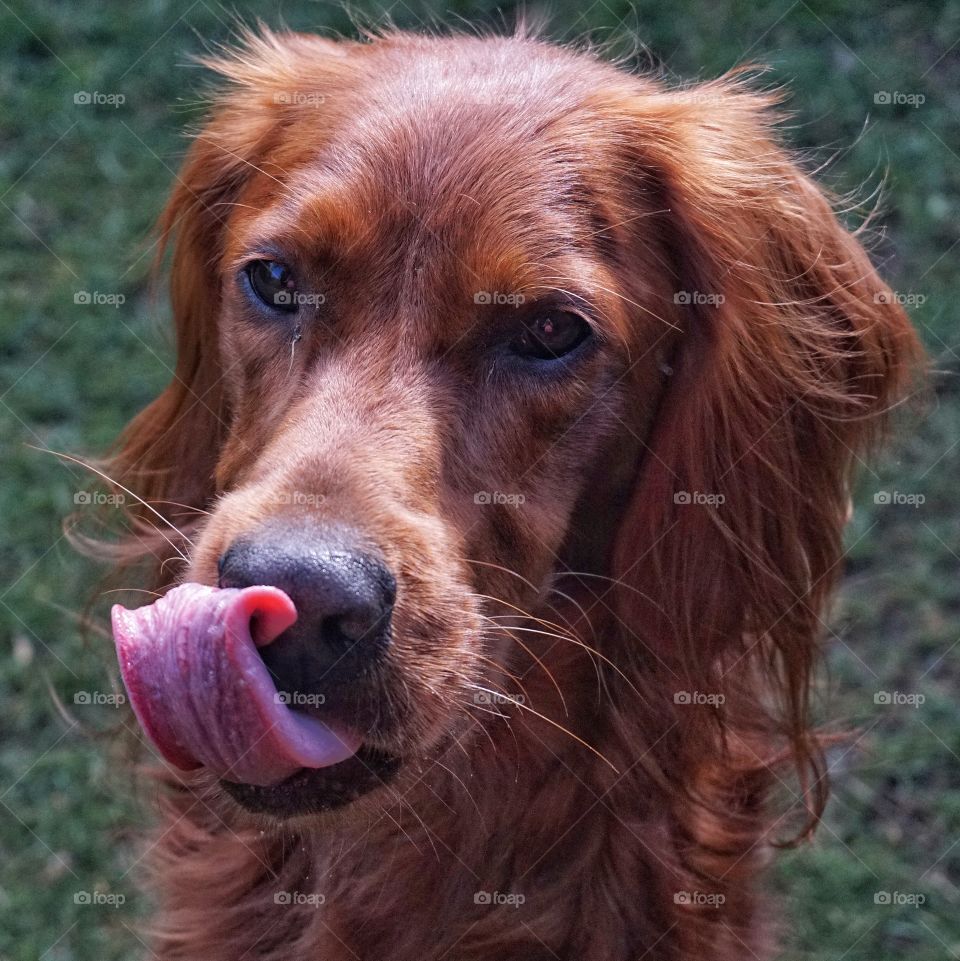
[246,259,298,313]
[510,310,592,360]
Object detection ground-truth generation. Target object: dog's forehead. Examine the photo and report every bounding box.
[258,86,617,296]
[291,87,600,237]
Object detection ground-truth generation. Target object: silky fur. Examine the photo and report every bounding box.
[103,26,920,961]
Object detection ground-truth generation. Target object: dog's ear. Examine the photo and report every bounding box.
[609,77,921,816]
[107,31,348,576]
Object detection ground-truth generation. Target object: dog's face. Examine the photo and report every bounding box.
[115,31,916,821]
[182,39,672,815]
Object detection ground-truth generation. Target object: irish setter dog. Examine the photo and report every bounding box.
[102,27,919,961]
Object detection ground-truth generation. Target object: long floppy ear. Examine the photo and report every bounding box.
[105,30,348,577]
[610,77,921,821]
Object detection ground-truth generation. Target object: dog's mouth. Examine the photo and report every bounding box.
[111,583,400,814]
[220,747,401,816]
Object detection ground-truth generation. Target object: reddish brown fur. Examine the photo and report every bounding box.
[105,27,921,961]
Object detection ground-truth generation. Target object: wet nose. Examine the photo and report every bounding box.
[218,519,396,691]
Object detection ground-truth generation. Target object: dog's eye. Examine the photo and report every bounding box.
[510,310,592,360]
[245,259,298,313]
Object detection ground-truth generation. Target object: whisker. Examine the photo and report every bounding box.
[34,597,113,640]
[100,588,165,600]
[462,558,586,636]
[476,613,568,716]
[468,591,582,645]
[561,569,674,610]
[148,499,211,517]
[479,616,647,708]
[468,585,609,701]
[542,578,599,642]
[34,446,192,559]
[429,756,485,826]
[462,697,523,758]
[467,684,619,774]
[378,801,430,860]
[469,650,533,704]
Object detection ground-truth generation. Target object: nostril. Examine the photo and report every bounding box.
[218,541,252,591]
[329,608,387,646]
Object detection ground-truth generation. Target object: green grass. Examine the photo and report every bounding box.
[0,1,957,958]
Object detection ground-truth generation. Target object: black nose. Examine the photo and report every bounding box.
[218,520,396,692]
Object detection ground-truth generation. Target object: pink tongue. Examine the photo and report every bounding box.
[111,583,361,787]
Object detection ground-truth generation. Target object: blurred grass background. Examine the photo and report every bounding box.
[0,0,958,958]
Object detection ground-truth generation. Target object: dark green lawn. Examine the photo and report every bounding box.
[1,1,957,958]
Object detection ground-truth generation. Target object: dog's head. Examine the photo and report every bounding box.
[110,30,918,819]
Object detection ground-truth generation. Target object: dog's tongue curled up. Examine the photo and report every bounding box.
[111,584,361,786]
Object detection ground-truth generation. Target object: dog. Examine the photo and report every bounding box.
[103,26,920,961]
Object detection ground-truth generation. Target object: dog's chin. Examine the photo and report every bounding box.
[220,745,402,819]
